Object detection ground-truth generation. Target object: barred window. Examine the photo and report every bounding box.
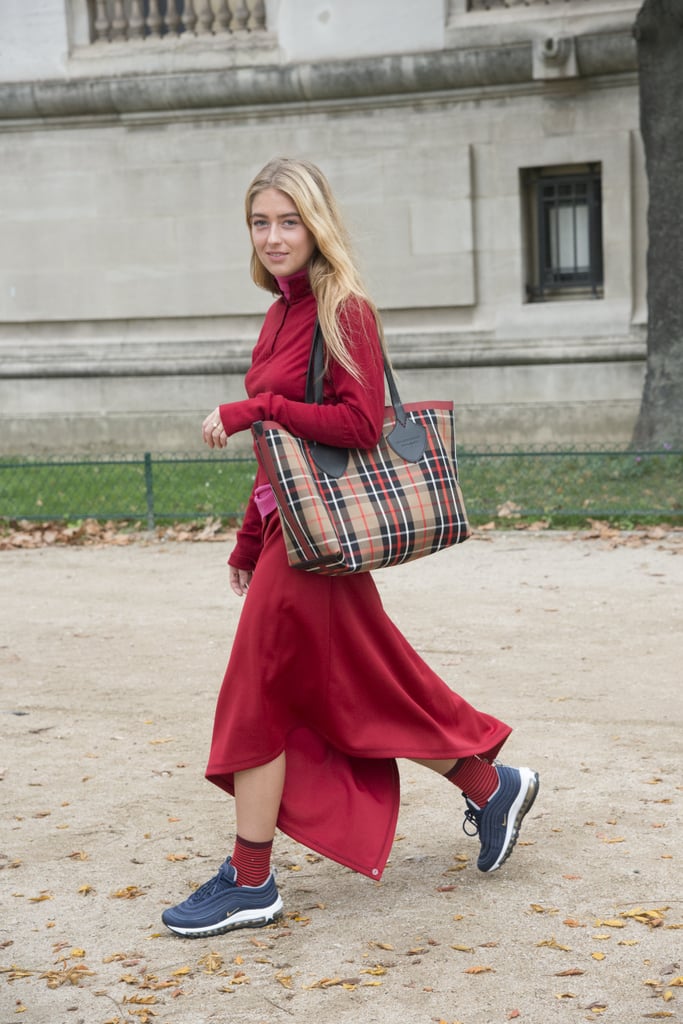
[522,164,603,301]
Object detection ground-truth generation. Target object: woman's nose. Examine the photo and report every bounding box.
[267,222,282,244]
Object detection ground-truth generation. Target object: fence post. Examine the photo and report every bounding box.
[144,452,155,530]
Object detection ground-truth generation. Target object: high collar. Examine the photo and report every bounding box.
[275,267,312,304]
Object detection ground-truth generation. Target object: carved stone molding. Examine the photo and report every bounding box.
[0,32,636,124]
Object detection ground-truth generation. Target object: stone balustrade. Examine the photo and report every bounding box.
[91,0,267,43]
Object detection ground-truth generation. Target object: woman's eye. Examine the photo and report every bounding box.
[252,219,268,229]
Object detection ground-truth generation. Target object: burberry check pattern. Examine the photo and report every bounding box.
[253,402,470,574]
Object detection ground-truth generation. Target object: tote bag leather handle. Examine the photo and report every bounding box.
[304,319,427,475]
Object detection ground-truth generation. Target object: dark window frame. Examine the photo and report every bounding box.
[523,163,603,302]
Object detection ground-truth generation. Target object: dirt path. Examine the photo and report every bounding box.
[1,531,681,1024]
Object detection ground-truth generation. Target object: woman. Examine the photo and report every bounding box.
[162,158,538,938]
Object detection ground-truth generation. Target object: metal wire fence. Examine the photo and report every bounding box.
[0,446,681,529]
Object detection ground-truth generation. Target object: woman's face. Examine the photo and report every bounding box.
[249,188,316,278]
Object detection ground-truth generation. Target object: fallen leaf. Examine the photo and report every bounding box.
[40,963,96,988]
[3,967,33,981]
[198,952,223,974]
[536,937,572,951]
[555,968,585,977]
[110,886,146,900]
[621,906,668,927]
[219,971,249,989]
[451,944,474,953]
[592,952,607,960]
[464,965,494,974]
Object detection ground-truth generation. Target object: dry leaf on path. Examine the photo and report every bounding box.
[536,937,572,951]
[198,952,223,974]
[110,886,146,899]
[40,963,96,989]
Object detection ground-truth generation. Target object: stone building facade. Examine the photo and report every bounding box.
[0,0,645,454]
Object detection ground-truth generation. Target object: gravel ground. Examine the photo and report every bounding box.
[1,529,681,1024]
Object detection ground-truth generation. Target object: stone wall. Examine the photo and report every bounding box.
[0,1,646,453]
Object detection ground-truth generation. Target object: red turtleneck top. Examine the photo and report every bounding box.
[220,273,385,571]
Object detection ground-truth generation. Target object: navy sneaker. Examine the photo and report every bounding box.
[162,857,283,938]
[462,765,539,872]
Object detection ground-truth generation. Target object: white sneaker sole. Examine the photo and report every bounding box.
[165,895,284,938]
[487,766,539,872]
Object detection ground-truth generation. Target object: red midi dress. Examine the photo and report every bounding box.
[207,274,511,879]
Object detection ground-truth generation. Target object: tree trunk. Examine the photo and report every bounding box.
[632,0,683,446]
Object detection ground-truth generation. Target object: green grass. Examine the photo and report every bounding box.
[0,455,257,524]
[459,448,683,526]
[0,448,681,528]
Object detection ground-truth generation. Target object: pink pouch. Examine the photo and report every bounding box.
[254,483,278,519]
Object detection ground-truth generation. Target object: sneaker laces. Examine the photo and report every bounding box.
[462,798,481,838]
[187,860,235,902]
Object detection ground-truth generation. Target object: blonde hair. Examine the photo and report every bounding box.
[245,157,385,379]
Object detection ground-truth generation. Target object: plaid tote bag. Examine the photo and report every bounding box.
[251,321,470,574]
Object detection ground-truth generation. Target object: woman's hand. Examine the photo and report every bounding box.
[202,407,228,448]
[229,566,253,597]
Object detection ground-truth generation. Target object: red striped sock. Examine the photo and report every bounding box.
[231,835,273,887]
[445,757,499,808]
